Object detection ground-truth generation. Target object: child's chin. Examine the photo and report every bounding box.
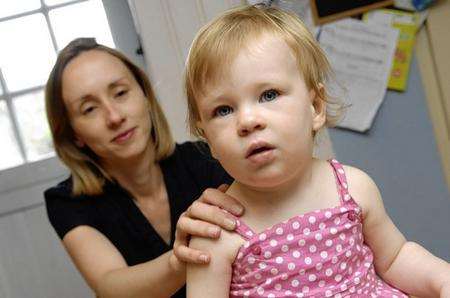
[240,174,289,190]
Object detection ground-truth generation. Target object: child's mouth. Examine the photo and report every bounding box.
[246,142,276,164]
[248,146,272,157]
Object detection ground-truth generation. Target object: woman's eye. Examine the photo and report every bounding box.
[260,89,279,102]
[82,106,96,115]
[213,105,233,117]
[116,90,128,97]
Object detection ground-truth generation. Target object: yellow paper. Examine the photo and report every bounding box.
[364,9,419,91]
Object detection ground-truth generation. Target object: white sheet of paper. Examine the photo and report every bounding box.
[319,18,399,132]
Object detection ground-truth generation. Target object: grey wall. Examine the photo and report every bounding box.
[329,55,450,260]
[102,0,146,70]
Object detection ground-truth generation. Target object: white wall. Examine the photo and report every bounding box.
[130,0,244,142]
[130,0,334,159]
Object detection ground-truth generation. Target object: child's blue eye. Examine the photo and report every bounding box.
[214,105,233,117]
[260,89,279,102]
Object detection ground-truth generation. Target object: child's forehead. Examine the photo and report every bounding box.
[235,35,296,65]
[205,36,298,86]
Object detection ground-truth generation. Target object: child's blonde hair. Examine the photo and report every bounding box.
[185,4,342,138]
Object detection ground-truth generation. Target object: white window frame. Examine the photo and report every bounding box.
[0,0,106,194]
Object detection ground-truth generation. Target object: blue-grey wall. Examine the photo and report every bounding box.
[329,55,450,260]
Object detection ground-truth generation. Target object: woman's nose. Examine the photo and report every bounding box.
[237,107,266,137]
[104,103,125,128]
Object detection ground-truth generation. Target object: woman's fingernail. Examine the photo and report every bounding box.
[199,254,209,263]
[233,205,244,215]
[225,218,236,229]
[208,227,220,237]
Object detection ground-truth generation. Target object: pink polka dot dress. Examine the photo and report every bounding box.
[229,159,408,297]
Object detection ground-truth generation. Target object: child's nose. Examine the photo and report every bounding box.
[237,109,266,137]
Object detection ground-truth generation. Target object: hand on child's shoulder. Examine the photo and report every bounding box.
[189,229,245,263]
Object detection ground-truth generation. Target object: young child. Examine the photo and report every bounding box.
[184,4,450,298]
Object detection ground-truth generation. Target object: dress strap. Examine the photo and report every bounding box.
[225,211,256,241]
[232,216,257,240]
[328,159,352,205]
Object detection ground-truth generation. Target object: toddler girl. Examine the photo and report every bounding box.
[184,4,450,297]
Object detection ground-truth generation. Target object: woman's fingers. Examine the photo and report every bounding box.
[187,200,236,230]
[173,222,210,264]
[170,185,245,266]
[217,183,230,192]
[196,186,244,216]
[177,215,221,238]
[174,244,210,264]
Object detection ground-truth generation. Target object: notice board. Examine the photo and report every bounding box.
[310,0,393,25]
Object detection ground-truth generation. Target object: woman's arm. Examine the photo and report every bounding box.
[63,226,183,298]
[62,185,244,297]
[346,166,450,297]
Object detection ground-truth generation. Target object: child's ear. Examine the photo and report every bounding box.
[196,120,218,159]
[310,83,326,132]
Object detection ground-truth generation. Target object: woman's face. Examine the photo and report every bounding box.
[62,50,153,164]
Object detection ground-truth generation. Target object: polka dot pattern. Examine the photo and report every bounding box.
[229,160,408,298]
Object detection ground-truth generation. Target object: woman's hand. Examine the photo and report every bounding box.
[170,184,243,271]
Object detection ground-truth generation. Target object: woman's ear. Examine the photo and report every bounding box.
[310,83,326,132]
[74,135,85,148]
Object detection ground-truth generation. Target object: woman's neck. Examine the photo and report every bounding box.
[102,143,163,201]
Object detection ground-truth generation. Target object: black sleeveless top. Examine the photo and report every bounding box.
[44,142,232,297]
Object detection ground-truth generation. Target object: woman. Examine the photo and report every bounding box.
[44,38,242,297]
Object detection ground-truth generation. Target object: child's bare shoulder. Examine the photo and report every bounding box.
[341,164,384,217]
[189,229,245,262]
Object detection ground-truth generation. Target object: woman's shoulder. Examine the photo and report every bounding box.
[44,176,100,214]
[166,141,232,188]
[44,177,73,199]
[44,177,100,239]
[173,141,214,160]
[168,141,223,173]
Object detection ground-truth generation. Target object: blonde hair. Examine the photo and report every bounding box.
[185,4,342,137]
[46,38,174,196]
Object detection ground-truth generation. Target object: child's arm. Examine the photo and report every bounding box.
[345,166,450,297]
[186,230,242,297]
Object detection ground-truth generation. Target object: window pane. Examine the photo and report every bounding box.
[0,0,41,19]
[0,101,24,170]
[0,14,56,92]
[13,90,54,162]
[44,0,74,6]
[50,0,115,50]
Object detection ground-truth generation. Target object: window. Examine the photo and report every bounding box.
[0,0,115,171]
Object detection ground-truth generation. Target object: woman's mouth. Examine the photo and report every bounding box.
[112,127,136,144]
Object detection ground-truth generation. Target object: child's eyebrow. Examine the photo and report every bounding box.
[200,95,228,112]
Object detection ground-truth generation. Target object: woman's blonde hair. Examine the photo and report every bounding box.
[185,4,343,137]
[46,38,174,196]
